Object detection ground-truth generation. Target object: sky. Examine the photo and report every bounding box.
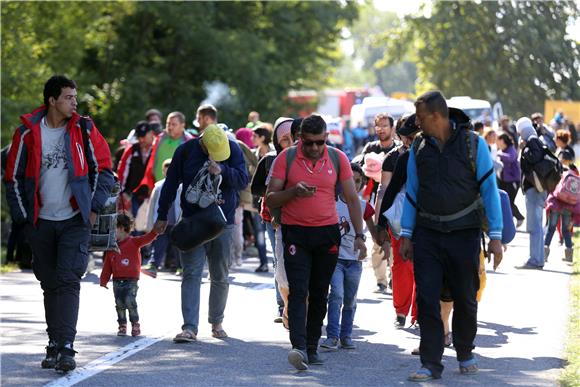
[373,0,423,17]
[372,0,579,40]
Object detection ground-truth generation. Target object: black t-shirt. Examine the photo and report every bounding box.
[361,140,397,161]
[382,145,404,172]
[360,140,398,199]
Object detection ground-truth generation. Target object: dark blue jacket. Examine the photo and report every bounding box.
[157,138,248,225]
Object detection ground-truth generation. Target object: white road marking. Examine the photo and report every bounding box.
[44,332,169,387]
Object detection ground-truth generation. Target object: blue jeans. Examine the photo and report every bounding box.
[326,259,363,339]
[545,210,573,248]
[251,213,268,266]
[180,225,234,334]
[525,188,548,267]
[113,279,139,324]
[265,222,283,311]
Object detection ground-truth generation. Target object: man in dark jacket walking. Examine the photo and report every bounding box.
[400,91,503,381]
[4,75,114,372]
[154,123,248,342]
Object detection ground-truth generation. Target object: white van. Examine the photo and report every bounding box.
[446,96,492,123]
[350,97,415,128]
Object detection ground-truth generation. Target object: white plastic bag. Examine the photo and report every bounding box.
[134,198,150,232]
[384,189,405,239]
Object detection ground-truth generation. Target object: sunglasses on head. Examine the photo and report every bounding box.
[302,139,326,147]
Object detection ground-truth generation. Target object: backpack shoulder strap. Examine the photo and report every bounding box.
[466,130,493,187]
[465,130,477,175]
[327,146,341,180]
[411,134,424,155]
[283,146,298,188]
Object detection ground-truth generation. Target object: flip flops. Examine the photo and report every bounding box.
[459,358,479,375]
[407,368,437,382]
[211,329,228,339]
[173,329,196,343]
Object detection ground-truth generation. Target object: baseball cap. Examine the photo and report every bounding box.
[397,114,419,136]
[135,121,153,137]
[201,124,230,162]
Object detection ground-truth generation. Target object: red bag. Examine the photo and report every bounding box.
[554,172,580,205]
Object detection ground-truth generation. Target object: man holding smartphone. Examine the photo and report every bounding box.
[266,114,367,371]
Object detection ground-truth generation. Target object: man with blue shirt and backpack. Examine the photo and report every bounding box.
[399,91,503,382]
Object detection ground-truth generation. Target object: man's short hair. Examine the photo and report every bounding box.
[300,114,326,135]
[197,104,218,120]
[500,115,511,123]
[374,113,394,128]
[531,112,543,121]
[145,108,162,120]
[415,90,448,119]
[167,111,186,124]
[43,75,77,107]
[248,111,260,121]
[473,121,484,132]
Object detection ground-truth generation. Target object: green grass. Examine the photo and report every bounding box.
[560,230,580,387]
[0,246,19,274]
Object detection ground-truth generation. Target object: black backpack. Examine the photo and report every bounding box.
[522,142,563,192]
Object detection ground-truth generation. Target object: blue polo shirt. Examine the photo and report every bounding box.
[157,138,249,225]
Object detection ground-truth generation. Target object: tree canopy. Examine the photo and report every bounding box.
[1,1,357,144]
[381,1,580,117]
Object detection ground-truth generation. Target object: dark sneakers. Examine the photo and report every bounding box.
[288,348,308,371]
[41,342,58,369]
[307,350,324,365]
[55,346,77,373]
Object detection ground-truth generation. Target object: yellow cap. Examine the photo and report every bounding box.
[202,124,230,162]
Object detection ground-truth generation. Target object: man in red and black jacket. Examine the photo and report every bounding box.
[3,75,114,373]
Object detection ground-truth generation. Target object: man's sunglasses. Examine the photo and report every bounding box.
[302,139,326,147]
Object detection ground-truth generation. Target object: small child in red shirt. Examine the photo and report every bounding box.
[100,214,157,337]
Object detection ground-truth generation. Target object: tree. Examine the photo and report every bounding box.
[1,1,357,144]
[332,3,416,94]
[382,1,580,117]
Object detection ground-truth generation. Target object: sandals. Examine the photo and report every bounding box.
[408,368,438,382]
[173,329,196,343]
[211,329,228,339]
[459,358,478,375]
[282,314,289,330]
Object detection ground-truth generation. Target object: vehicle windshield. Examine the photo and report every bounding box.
[462,108,492,122]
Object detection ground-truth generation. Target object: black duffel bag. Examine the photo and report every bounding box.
[170,202,227,251]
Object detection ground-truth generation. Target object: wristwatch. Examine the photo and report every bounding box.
[355,233,366,242]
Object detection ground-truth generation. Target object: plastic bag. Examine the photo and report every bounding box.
[384,189,405,239]
[134,198,150,232]
[89,182,120,252]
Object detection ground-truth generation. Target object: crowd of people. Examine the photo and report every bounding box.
[3,75,578,381]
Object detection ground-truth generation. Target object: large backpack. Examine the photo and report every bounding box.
[267,145,341,225]
[522,143,563,193]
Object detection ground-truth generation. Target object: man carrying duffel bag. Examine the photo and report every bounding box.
[153,123,248,342]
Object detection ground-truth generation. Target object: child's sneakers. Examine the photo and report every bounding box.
[117,324,127,336]
[131,322,141,337]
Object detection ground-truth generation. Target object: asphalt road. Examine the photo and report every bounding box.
[0,213,573,386]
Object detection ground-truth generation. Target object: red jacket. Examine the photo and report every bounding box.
[4,106,114,225]
[100,231,157,286]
